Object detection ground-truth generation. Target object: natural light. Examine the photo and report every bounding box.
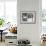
[42,0,46,9]
[0,0,17,27]
[42,0,46,33]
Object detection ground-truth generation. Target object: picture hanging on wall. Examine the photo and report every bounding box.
[20,11,36,24]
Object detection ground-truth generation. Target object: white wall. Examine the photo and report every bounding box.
[17,0,42,46]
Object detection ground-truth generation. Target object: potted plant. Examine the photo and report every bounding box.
[0,18,5,27]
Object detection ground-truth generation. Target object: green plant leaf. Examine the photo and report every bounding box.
[0,18,5,27]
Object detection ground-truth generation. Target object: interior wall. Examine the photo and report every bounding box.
[17,0,42,46]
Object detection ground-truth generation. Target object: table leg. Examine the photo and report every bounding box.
[1,32,2,42]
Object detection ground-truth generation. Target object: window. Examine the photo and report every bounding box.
[0,1,4,17]
[42,0,46,33]
[0,0,17,26]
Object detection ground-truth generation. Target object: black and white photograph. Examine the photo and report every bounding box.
[20,11,36,24]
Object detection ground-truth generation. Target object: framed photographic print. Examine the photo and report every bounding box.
[20,11,36,24]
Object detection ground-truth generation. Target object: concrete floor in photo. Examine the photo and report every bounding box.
[0,41,5,46]
[0,41,46,46]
